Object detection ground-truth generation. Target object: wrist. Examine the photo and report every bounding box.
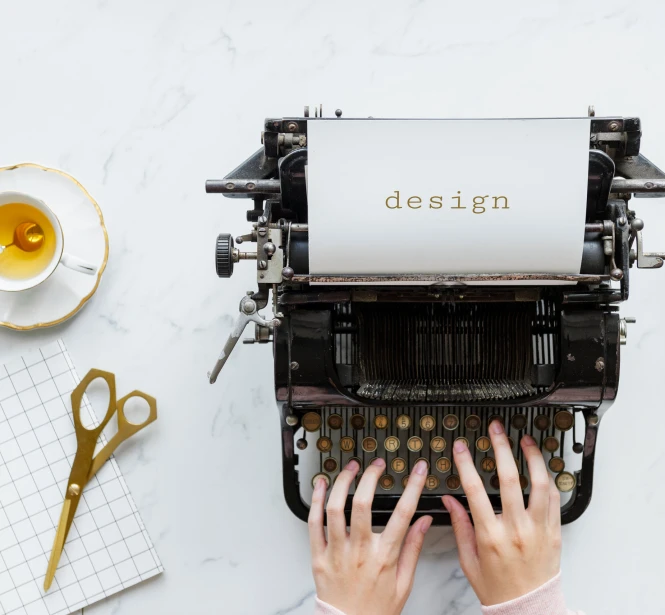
[315,596,349,615]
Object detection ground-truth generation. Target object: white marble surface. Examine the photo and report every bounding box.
[2,1,665,613]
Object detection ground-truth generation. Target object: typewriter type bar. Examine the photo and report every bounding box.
[206,107,664,525]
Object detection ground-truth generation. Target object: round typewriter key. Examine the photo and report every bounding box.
[465,414,481,431]
[436,457,452,473]
[396,414,411,430]
[362,437,378,453]
[511,413,527,431]
[490,474,501,490]
[407,436,424,452]
[374,414,389,430]
[476,436,491,452]
[420,414,436,431]
[340,436,355,452]
[350,414,366,430]
[317,436,333,453]
[379,474,395,490]
[454,437,469,448]
[488,414,505,426]
[519,474,529,490]
[391,457,407,473]
[384,436,400,452]
[554,410,574,432]
[296,438,308,450]
[549,456,565,473]
[302,412,321,432]
[555,471,576,493]
[327,413,343,430]
[430,436,446,453]
[446,474,461,491]
[401,475,410,488]
[543,436,559,453]
[349,456,363,469]
[312,472,330,489]
[425,475,440,491]
[415,457,430,470]
[534,414,551,431]
[323,457,338,473]
[443,414,459,431]
[480,457,496,473]
[573,442,584,454]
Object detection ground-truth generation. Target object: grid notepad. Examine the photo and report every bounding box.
[0,340,163,615]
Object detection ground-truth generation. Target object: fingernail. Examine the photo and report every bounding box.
[414,459,428,475]
[370,457,385,468]
[490,420,504,434]
[346,460,359,472]
[453,439,467,453]
[522,434,535,446]
[316,478,326,492]
[420,516,433,533]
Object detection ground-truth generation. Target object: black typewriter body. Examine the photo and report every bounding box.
[207,110,665,525]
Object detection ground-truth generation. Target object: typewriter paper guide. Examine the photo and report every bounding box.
[307,118,591,284]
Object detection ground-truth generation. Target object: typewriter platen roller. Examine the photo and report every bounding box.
[206,107,665,525]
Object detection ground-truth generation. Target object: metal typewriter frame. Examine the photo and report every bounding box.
[207,108,665,525]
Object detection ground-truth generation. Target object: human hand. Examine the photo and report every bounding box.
[442,420,561,607]
[309,458,433,615]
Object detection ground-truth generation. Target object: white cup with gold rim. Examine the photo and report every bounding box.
[0,191,97,292]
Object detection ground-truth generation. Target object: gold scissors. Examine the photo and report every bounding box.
[44,368,157,591]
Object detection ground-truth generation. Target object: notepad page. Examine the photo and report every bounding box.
[0,340,163,615]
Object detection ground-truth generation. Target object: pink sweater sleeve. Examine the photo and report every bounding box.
[314,572,583,615]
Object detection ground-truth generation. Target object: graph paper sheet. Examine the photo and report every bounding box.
[0,340,163,615]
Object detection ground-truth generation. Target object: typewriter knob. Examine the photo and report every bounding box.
[215,233,234,278]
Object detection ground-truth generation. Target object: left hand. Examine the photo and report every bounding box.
[309,457,433,615]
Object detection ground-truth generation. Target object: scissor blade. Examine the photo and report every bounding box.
[44,496,75,591]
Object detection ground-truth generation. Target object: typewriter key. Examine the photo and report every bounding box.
[465,414,481,431]
[480,457,496,473]
[490,474,501,490]
[296,438,308,450]
[350,414,366,430]
[362,437,378,453]
[349,456,363,470]
[455,437,469,448]
[554,410,574,432]
[374,414,389,430]
[519,474,529,490]
[534,414,551,431]
[317,436,333,453]
[312,473,330,489]
[543,436,559,453]
[430,436,446,453]
[379,474,395,490]
[436,457,452,473]
[443,414,459,430]
[391,457,407,473]
[446,474,461,490]
[327,413,343,430]
[511,413,527,431]
[384,436,400,452]
[488,414,504,426]
[402,475,410,488]
[415,457,430,470]
[407,436,424,452]
[572,442,584,454]
[555,471,576,492]
[476,436,491,452]
[420,414,436,431]
[549,456,565,473]
[340,436,355,452]
[323,457,338,473]
[425,475,440,491]
[302,412,321,432]
[396,414,412,430]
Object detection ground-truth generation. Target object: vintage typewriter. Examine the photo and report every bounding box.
[206,107,665,525]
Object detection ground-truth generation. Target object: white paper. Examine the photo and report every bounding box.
[307,118,591,283]
[0,340,163,615]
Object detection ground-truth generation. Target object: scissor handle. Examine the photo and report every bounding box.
[71,369,118,442]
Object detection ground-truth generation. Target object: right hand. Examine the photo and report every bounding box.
[442,420,562,607]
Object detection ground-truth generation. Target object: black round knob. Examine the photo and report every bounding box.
[215,234,234,278]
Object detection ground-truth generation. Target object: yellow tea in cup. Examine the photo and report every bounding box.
[0,202,56,281]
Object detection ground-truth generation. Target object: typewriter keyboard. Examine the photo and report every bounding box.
[295,407,585,509]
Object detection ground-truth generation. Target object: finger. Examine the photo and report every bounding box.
[351,458,386,539]
[382,459,428,548]
[521,434,550,522]
[442,495,479,575]
[396,515,432,592]
[308,477,328,557]
[326,459,360,544]
[548,475,561,531]
[451,438,495,528]
[488,419,525,521]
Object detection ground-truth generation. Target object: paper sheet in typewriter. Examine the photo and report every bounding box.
[307,118,591,283]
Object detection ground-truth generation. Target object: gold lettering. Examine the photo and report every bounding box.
[451,191,465,209]
[407,196,422,209]
[429,195,443,209]
[385,190,401,209]
[473,195,488,214]
[493,196,509,209]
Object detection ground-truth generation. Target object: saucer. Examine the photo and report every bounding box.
[0,163,108,330]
